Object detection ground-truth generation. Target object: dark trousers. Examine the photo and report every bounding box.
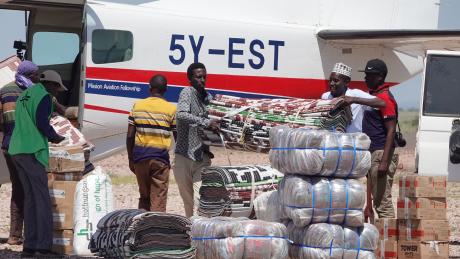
[12,154,52,251]
[134,159,170,212]
[4,152,24,239]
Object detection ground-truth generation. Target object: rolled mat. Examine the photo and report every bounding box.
[199,165,283,218]
[200,95,352,153]
[89,209,195,258]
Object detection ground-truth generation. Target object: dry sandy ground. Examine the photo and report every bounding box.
[0,146,459,258]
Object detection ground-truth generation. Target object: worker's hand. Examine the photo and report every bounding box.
[209,119,221,133]
[377,161,390,178]
[342,96,355,106]
[364,204,374,223]
[50,135,66,144]
[129,159,135,173]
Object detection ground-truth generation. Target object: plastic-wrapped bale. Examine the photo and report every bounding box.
[191,217,289,259]
[254,190,282,222]
[278,175,365,227]
[287,222,379,259]
[89,209,195,258]
[269,126,371,178]
[198,165,283,218]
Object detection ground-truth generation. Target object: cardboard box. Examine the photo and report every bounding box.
[375,240,398,259]
[398,220,449,241]
[48,180,77,207]
[399,176,446,198]
[48,172,84,182]
[397,197,446,220]
[48,145,85,173]
[398,240,448,259]
[52,205,73,230]
[374,218,398,241]
[52,230,73,255]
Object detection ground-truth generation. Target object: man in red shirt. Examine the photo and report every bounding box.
[360,59,399,219]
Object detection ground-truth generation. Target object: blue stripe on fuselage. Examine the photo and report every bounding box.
[85,79,280,102]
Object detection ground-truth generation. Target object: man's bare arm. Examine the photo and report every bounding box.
[345,96,386,109]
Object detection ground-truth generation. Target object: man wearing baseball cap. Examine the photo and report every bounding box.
[360,59,399,220]
[41,70,68,116]
[8,70,66,257]
[322,62,386,133]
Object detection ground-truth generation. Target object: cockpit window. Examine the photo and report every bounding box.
[92,29,133,64]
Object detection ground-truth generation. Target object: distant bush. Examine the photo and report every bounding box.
[399,111,419,133]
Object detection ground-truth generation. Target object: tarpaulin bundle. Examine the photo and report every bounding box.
[89,209,195,259]
[287,222,379,259]
[269,126,371,178]
[200,94,352,153]
[254,190,282,223]
[191,216,289,259]
[278,175,365,227]
[198,165,283,218]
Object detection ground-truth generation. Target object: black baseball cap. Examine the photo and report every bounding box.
[359,58,388,76]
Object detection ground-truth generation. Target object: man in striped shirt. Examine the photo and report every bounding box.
[126,74,177,212]
[0,60,40,245]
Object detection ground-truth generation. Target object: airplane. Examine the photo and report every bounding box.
[1,0,460,183]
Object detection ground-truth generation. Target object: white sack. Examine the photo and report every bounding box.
[73,166,114,255]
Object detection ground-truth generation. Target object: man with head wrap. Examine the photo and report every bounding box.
[321,62,386,133]
[0,60,40,245]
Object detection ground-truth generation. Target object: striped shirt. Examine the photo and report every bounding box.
[0,82,26,150]
[128,97,177,165]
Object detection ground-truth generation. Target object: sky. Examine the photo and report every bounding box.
[1,1,460,109]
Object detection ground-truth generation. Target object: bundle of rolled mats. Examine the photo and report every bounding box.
[191,216,289,259]
[269,126,371,178]
[287,222,379,259]
[198,165,284,218]
[89,209,196,258]
[200,94,352,152]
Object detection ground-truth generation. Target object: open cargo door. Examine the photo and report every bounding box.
[0,0,84,7]
[0,1,86,184]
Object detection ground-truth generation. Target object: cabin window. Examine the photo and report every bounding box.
[92,29,133,64]
[423,55,460,117]
[32,32,79,66]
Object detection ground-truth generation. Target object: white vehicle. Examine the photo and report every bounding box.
[0,0,460,182]
[416,50,460,181]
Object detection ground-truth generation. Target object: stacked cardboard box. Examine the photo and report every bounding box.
[397,175,449,259]
[375,218,398,259]
[47,144,85,255]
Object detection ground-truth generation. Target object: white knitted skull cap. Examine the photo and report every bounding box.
[332,62,352,78]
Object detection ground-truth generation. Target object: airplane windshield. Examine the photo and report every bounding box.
[423,55,460,117]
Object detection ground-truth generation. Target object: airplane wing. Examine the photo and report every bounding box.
[317,29,460,56]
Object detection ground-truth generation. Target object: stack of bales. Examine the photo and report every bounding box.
[259,126,380,258]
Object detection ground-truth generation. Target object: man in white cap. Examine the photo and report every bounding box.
[8,70,66,257]
[321,62,386,133]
